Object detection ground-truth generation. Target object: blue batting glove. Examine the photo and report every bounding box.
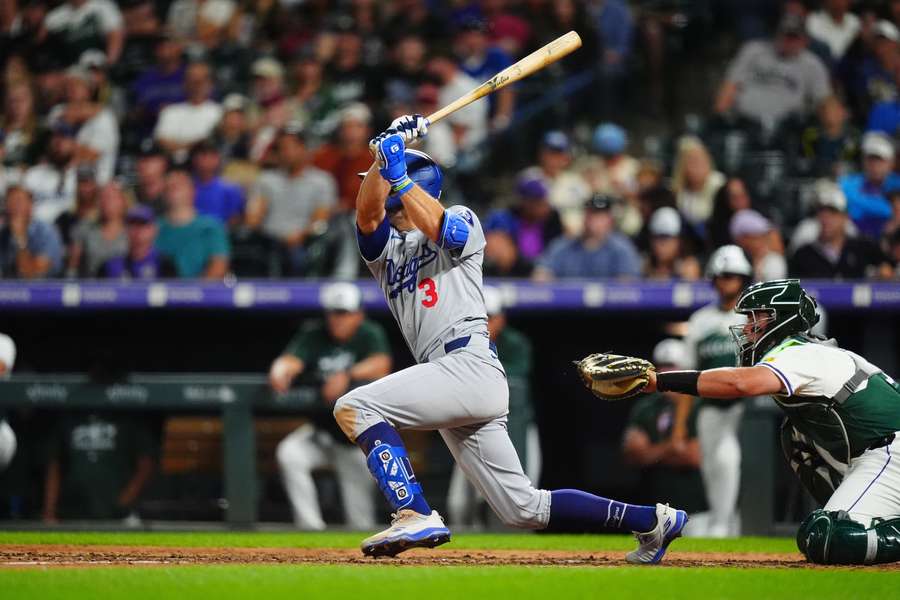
[371,130,414,195]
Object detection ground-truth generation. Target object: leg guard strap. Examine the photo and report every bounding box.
[366,443,423,511]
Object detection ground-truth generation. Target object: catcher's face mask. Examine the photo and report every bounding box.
[730,310,777,367]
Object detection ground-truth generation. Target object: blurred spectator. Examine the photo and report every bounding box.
[579,123,640,236]
[154,62,222,157]
[1,82,38,167]
[67,180,128,277]
[43,412,154,523]
[584,0,632,118]
[671,136,725,233]
[312,102,372,213]
[633,184,679,252]
[0,332,16,471]
[128,34,186,138]
[134,142,168,215]
[623,339,707,525]
[519,130,590,236]
[844,20,900,122]
[453,18,514,130]
[284,52,341,147]
[49,67,119,182]
[156,168,230,279]
[484,176,564,262]
[888,229,900,277]
[102,205,176,279]
[790,183,892,279]
[482,0,531,56]
[0,186,63,278]
[191,140,244,227]
[714,13,831,132]
[22,123,76,223]
[426,50,487,154]
[382,34,427,112]
[249,57,290,158]
[270,282,387,530]
[247,124,336,275]
[326,25,379,108]
[384,0,446,44]
[800,95,859,177]
[213,93,252,163]
[42,0,124,66]
[643,207,701,281]
[55,164,99,246]
[534,193,641,280]
[167,0,238,44]
[788,179,858,254]
[708,177,753,252]
[839,131,900,238]
[413,83,456,167]
[883,190,900,247]
[729,208,787,281]
[483,228,533,278]
[806,0,860,62]
[117,0,164,84]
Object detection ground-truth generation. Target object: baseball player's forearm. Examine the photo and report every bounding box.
[696,366,782,398]
[349,353,392,381]
[399,184,444,243]
[356,163,388,234]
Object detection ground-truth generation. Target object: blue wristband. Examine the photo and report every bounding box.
[390,176,414,196]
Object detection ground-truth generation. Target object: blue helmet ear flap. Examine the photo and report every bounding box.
[385,149,443,211]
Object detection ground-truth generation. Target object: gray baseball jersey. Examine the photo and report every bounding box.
[363,205,499,367]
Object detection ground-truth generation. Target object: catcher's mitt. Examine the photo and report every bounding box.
[575,353,655,401]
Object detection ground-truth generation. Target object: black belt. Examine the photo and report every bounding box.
[443,335,498,356]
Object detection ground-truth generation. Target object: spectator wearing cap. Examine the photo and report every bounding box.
[729,209,787,281]
[42,0,124,66]
[48,67,119,183]
[671,136,725,233]
[312,103,373,213]
[534,194,641,280]
[453,18,514,130]
[800,96,859,177]
[67,180,128,277]
[643,207,701,281]
[484,176,564,262]
[55,164,99,247]
[789,180,859,253]
[246,125,337,275]
[579,123,641,236]
[519,130,590,237]
[22,122,77,224]
[270,281,387,530]
[129,34,186,137]
[191,141,245,227]
[839,131,900,238]
[134,142,168,215]
[248,57,290,156]
[0,186,64,278]
[714,13,831,132]
[213,94,252,164]
[102,205,176,279]
[156,167,230,279]
[806,0,860,62]
[843,20,900,122]
[154,62,222,157]
[790,181,892,279]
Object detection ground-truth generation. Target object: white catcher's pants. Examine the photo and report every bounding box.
[0,421,15,471]
[698,402,744,537]
[276,423,376,530]
[334,345,551,529]
[825,435,900,526]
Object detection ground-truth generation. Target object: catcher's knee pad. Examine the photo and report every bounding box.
[366,443,423,512]
[797,510,900,565]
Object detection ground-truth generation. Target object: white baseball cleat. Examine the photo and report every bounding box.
[625,503,688,564]
[361,509,451,558]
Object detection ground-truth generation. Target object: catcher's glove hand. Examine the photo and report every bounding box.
[575,353,655,401]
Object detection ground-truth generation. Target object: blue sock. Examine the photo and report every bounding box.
[356,422,432,516]
[548,489,658,533]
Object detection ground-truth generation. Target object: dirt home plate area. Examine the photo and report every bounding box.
[0,544,893,570]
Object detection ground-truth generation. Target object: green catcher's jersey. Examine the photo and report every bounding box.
[759,336,900,463]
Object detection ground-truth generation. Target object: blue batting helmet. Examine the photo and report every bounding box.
[385,149,443,211]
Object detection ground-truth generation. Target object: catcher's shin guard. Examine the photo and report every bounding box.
[798,509,900,565]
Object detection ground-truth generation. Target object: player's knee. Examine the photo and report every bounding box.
[798,509,870,565]
[333,395,360,442]
[496,490,545,529]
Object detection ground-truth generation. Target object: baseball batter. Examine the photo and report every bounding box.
[333,114,687,562]
[638,279,900,565]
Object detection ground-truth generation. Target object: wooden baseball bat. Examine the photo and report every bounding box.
[426,30,582,125]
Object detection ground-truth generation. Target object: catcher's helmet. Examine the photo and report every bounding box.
[730,279,820,367]
[385,149,442,211]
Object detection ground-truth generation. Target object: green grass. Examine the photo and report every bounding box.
[2,564,899,600]
[0,530,797,554]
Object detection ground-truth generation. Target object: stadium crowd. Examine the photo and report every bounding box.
[0,0,897,281]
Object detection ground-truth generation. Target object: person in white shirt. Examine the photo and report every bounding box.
[425,52,487,154]
[0,333,17,470]
[806,0,860,60]
[23,125,77,223]
[154,62,222,157]
[42,0,124,65]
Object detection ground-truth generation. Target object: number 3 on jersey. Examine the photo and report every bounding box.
[418,277,438,308]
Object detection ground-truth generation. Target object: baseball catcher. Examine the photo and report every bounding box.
[577,278,900,565]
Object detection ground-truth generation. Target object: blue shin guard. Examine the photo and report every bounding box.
[358,422,432,515]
